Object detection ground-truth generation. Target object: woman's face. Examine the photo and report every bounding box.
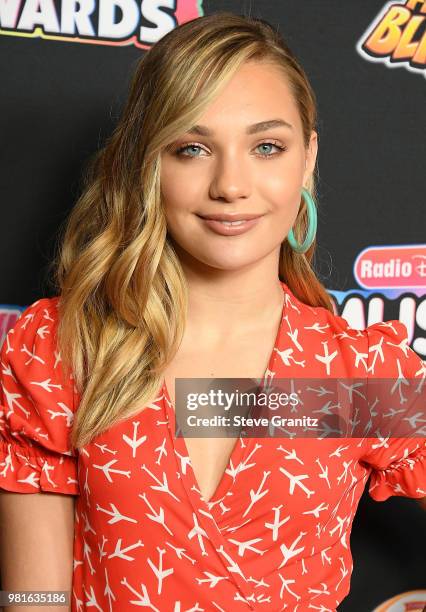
[160,60,318,272]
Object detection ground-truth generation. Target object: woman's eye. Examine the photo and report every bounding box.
[175,144,206,157]
[255,142,286,157]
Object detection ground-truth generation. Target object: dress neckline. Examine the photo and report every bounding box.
[162,280,287,506]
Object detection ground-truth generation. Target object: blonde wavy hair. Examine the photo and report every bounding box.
[49,11,334,450]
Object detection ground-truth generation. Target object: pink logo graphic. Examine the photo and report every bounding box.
[354,244,426,289]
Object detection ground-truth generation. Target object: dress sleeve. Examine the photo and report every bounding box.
[0,297,79,495]
[361,320,426,502]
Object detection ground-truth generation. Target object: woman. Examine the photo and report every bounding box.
[0,12,424,612]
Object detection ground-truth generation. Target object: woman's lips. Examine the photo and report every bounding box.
[196,215,263,236]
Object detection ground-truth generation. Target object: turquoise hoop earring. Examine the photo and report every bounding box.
[287,187,317,254]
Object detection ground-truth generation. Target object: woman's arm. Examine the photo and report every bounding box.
[0,492,75,612]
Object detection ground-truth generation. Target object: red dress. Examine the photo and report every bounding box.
[1,281,425,611]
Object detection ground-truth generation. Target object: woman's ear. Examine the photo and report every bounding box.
[303,130,318,186]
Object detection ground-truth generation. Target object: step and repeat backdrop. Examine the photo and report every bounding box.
[0,0,425,610]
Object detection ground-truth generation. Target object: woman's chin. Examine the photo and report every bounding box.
[192,250,260,271]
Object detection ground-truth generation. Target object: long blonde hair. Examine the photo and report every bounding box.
[49,11,334,449]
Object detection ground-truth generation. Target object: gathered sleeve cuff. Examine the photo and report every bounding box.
[366,438,426,502]
[0,439,79,494]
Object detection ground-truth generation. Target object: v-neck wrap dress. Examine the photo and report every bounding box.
[1,281,425,612]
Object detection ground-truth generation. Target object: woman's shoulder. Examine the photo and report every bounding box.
[6,295,60,340]
[1,295,65,390]
[281,281,424,377]
[16,295,60,324]
[283,281,410,341]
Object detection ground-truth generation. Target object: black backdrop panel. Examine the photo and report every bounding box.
[1,1,425,610]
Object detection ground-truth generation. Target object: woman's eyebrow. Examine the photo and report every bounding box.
[186,119,294,136]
